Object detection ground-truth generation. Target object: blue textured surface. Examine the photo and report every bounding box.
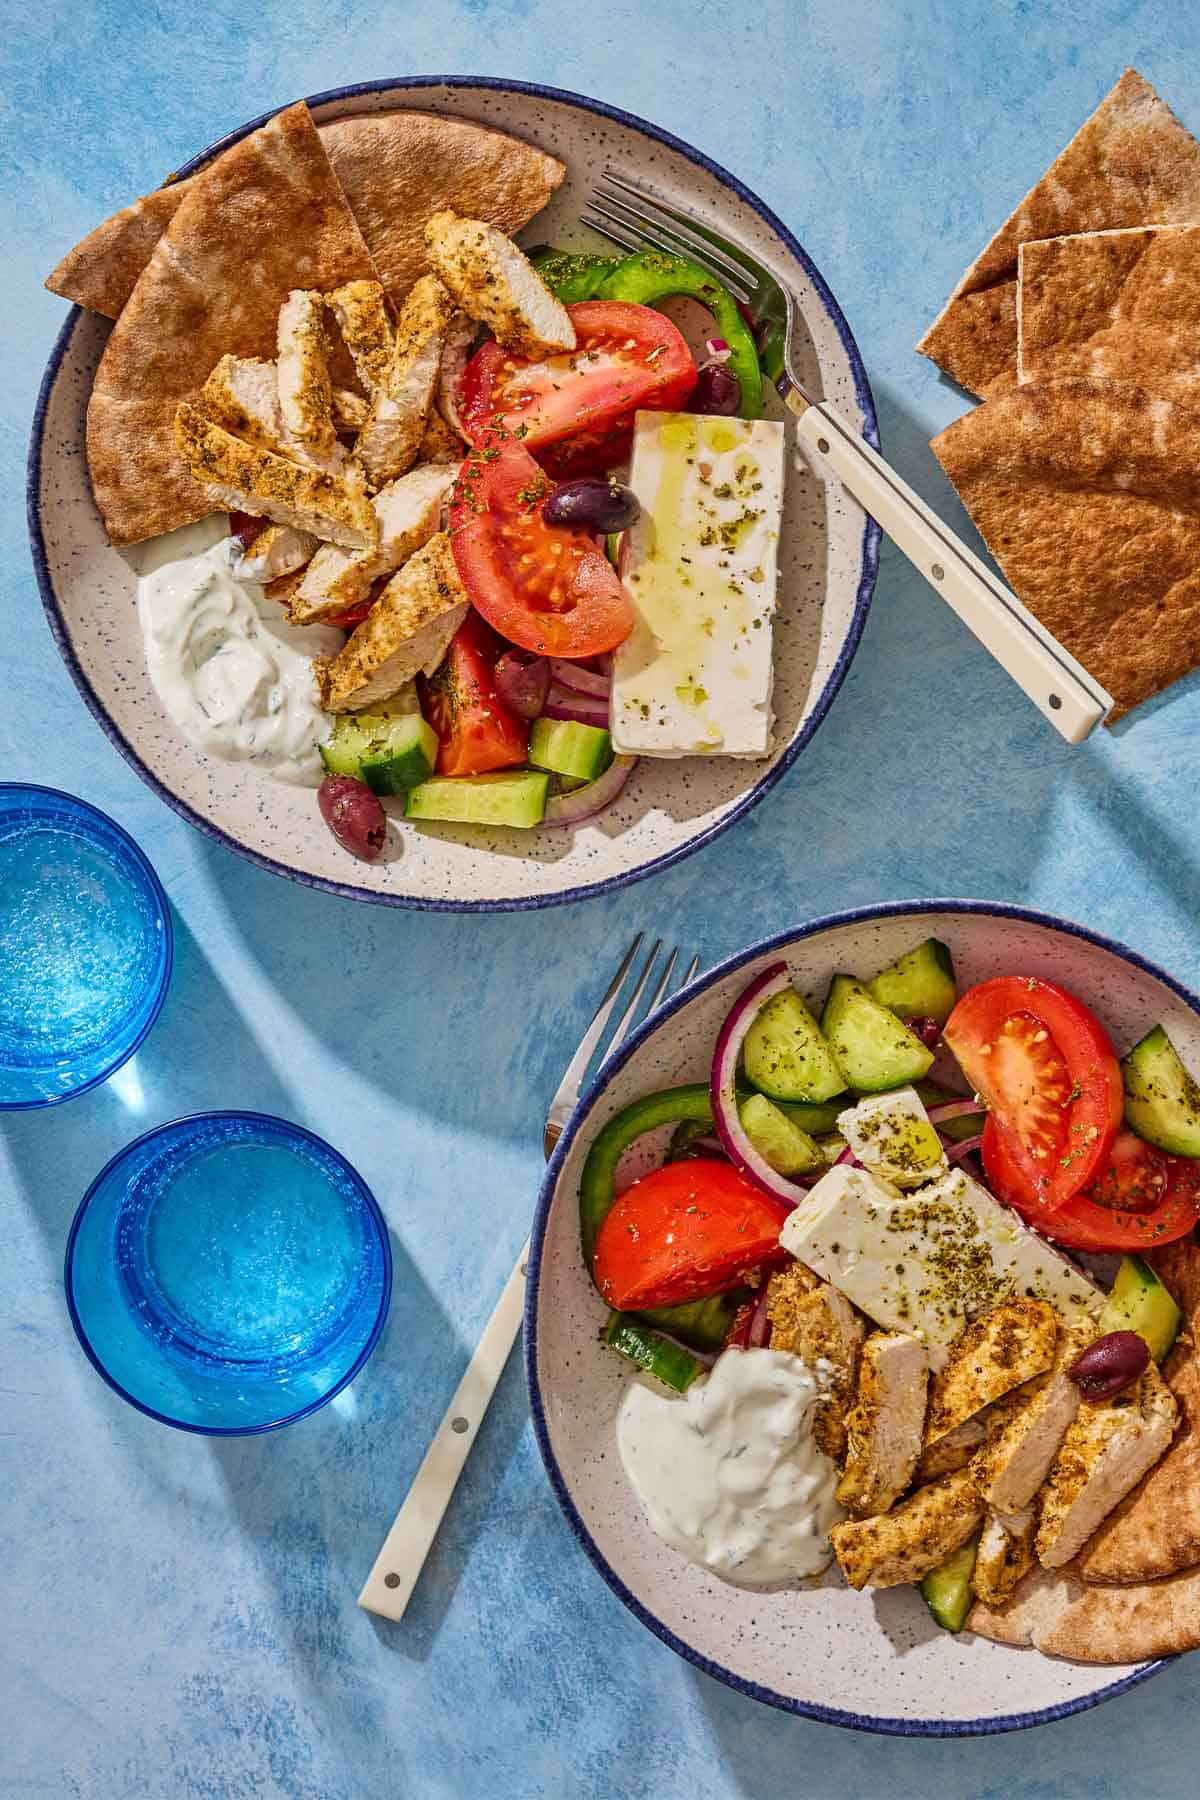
[3,3,1199,1795]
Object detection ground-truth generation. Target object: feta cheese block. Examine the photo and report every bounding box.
[836,1086,948,1189]
[779,1165,1102,1369]
[611,411,785,757]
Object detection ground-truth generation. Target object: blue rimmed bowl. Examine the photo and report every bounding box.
[526,900,1200,1734]
[29,77,878,912]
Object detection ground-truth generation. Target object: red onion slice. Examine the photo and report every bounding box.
[547,658,610,698]
[494,651,550,720]
[947,1133,984,1165]
[541,683,610,727]
[542,756,636,827]
[926,1098,984,1125]
[746,1282,773,1348]
[710,963,823,1213]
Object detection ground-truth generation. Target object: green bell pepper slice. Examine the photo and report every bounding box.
[596,250,764,419]
[579,1081,713,1267]
[601,1312,703,1392]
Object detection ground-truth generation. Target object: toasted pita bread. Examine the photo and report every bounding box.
[917,69,1200,397]
[1072,1241,1200,1584]
[1019,224,1200,401]
[46,111,564,320]
[86,102,379,546]
[968,1560,1200,1662]
[930,378,1200,716]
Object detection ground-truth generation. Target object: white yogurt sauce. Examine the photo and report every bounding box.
[133,518,343,786]
[617,1347,843,1587]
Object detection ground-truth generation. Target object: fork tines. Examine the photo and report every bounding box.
[582,170,760,304]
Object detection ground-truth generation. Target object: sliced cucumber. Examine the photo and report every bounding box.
[602,1312,702,1392]
[320,687,434,795]
[775,1096,849,1135]
[529,717,613,782]
[406,771,548,828]
[920,1534,979,1633]
[634,1291,742,1353]
[743,989,846,1104]
[1122,1025,1200,1158]
[739,1093,825,1175]
[820,976,935,1094]
[1098,1255,1183,1363]
[867,938,957,1026]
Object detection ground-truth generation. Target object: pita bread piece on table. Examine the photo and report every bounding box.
[917,68,1200,398]
[46,111,565,320]
[1019,224,1200,400]
[1073,1241,1200,1585]
[86,101,380,547]
[930,377,1200,718]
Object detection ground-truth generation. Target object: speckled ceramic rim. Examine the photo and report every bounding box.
[27,74,881,913]
[0,781,174,1111]
[63,1109,393,1435]
[525,898,1200,1734]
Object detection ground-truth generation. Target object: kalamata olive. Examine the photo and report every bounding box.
[229,510,266,552]
[543,477,640,533]
[318,775,387,861]
[905,1016,943,1050]
[494,650,551,720]
[1069,1330,1150,1399]
[690,362,741,416]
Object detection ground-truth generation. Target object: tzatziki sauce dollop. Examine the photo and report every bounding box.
[133,518,343,786]
[617,1347,844,1587]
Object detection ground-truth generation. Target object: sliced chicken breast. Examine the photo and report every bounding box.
[291,464,456,626]
[420,405,465,465]
[327,279,395,395]
[972,1319,1094,1515]
[277,290,336,461]
[332,387,370,433]
[766,1261,865,1463]
[830,1465,984,1590]
[437,309,478,432]
[1037,1362,1179,1570]
[923,1298,1058,1455]
[236,523,318,585]
[911,1416,987,1485]
[357,275,456,489]
[198,355,288,455]
[174,404,377,551]
[836,1331,929,1517]
[425,211,575,356]
[317,531,468,712]
[973,1507,1037,1608]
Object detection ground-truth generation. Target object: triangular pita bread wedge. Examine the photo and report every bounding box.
[930,377,1200,716]
[86,102,379,545]
[1073,1241,1200,1584]
[917,69,1200,397]
[968,1559,1200,1662]
[47,112,564,319]
[1018,224,1200,400]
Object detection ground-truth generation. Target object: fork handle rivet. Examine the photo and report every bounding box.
[817,436,830,454]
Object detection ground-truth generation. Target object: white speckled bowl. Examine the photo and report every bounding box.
[28,77,879,911]
[526,901,1200,1734]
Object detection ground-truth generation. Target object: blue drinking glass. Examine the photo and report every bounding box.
[65,1112,392,1433]
[0,784,172,1108]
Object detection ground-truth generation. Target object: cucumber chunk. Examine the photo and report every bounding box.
[920,1535,979,1633]
[529,717,613,782]
[867,937,957,1026]
[820,976,936,1093]
[634,1291,742,1352]
[320,688,434,795]
[743,989,846,1103]
[1122,1025,1200,1158]
[1098,1255,1183,1363]
[406,771,548,828]
[739,1093,824,1175]
[776,1096,849,1135]
[602,1312,703,1392]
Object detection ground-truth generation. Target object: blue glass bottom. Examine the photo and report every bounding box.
[66,1113,392,1433]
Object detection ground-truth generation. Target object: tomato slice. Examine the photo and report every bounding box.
[459,300,696,453]
[983,1116,1200,1251]
[592,1159,789,1311]
[944,976,1122,1213]
[420,611,529,777]
[449,439,633,657]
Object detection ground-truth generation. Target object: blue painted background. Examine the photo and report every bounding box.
[4,1,1200,1794]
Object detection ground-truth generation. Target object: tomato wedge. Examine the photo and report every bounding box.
[592,1159,789,1311]
[449,439,633,657]
[420,612,529,777]
[944,976,1122,1214]
[983,1116,1200,1251]
[459,300,696,455]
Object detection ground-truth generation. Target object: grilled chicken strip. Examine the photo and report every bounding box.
[425,211,575,356]
[198,355,290,454]
[836,1331,929,1517]
[332,387,370,432]
[236,523,318,585]
[830,1465,984,1590]
[174,404,376,550]
[1037,1362,1178,1570]
[419,404,465,465]
[356,275,456,488]
[971,1319,1094,1515]
[437,309,477,433]
[327,279,395,395]
[317,531,467,713]
[277,290,337,462]
[923,1298,1058,1456]
[911,1416,986,1484]
[973,1508,1037,1608]
[766,1262,864,1463]
[291,464,456,625]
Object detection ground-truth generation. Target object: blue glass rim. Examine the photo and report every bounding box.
[0,781,174,1112]
[27,74,881,914]
[63,1108,393,1435]
[523,897,1200,1735]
